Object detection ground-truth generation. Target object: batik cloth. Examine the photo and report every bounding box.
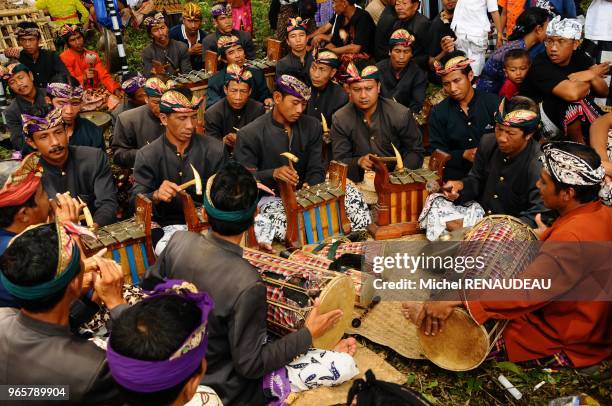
[599,130,612,206]
[418,193,485,241]
[254,183,371,245]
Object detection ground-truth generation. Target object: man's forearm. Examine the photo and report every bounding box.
[591,76,609,98]
[329,43,362,55]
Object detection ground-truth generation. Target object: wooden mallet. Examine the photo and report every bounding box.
[280,152,299,170]
[177,164,203,195]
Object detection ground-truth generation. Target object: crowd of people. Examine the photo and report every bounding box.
[0,0,611,404]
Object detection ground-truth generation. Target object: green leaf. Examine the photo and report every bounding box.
[406,373,416,386]
[422,393,437,404]
[424,380,439,389]
[495,361,525,376]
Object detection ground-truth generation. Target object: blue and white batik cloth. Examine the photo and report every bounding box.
[418,193,485,241]
[254,183,371,245]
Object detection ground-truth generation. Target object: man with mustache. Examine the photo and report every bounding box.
[1,22,68,88]
[201,2,256,61]
[441,96,548,227]
[331,61,424,182]
[141,12,192,77]
[376,29,427,113]
[2,63,48,152]
[521,16,609,144]
[112,77,168,169]
[205,35,271,109]
[23,108,118,228]
[428,52,500,180]
[130,87,225,253]
[204,64,265,152]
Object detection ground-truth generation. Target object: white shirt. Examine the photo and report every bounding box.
[585,0,612,41]
[451,0,498,37]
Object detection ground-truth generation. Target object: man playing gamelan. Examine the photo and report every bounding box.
[234,74,370,247]
[405,141,611,368]
[141,12,192,77]
[112,77,168,169]
[205,35,272,109]
[0,154,83,308]
[331,61,425,182]
[23,108,118,228]
[204,64,265,151]
[0,221,126,403]
[439,96,548,228]
[130,87,226,253]
[144,162,358,405]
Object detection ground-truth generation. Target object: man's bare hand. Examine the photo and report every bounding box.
[304,298,344,339]
[589,62,610,78]
[442,180,463,200]
[189,43,203,55]
[50,192,85,223]
[90,255,126,309]
[440,36,455,54]
[415,301,461,336]
[85,68,95,79]
[153,180,181,203]
[273,165,299,186]
[223,132,237,148]
[463,147,477,162]
[532,213,549,239]
[358,154,376,171]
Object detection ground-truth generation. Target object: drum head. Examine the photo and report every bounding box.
[417,308,489,371]
[312,275,354,350]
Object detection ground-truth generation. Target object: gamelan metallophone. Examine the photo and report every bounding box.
[367,150,450,240]
[243,248,354,349]
[279,161,351,248]
[80,194,155,285]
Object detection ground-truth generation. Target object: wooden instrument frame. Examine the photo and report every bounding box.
[367,149,451,240]
[279,161,351,249]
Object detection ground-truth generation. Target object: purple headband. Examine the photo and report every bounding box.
[211,2,232,18]
[106,280,214,393]
[275,74,311,101]
[47,82,83,100]
[121,73,146,95]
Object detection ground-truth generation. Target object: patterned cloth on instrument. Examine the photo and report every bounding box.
[254,183,371,245]
[599,130,612,206]
[418,193,485,241]
[80,284,145,336]
[264,348,359,405]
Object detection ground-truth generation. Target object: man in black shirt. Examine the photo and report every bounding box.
[374,0,430,69]
[331,62,424,182]
[276,17,313,79]
[3,63,48,152]
[306,50,347,127]
[427,0,456,75]
[2,22,68,88]
[141,12,192,77]
[309,0,376,57]
[201,2,256,61]
[520,16,609,143]
[376,29,427,113]
[428,51,500,180]
[23,108,118,227]
[205,64,265,151]
[442,96,547,227]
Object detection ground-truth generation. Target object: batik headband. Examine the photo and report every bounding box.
[159,90,203,113]
[0,220,94,300]
[0,63,30,81]
[539,142,605,186]
[494,99,541,130]
[275,74,311,100]
[287,17,308,33]
[224,63,253,86]
[122,73,146,95]
[21,108,64,137]
[0,153,42,207]
[217,35,241,56]
[58,24,83,42]
[47,82,84,100]
[182,2,202,19]
[434,56,474,76]
[546,15,583,40]
[211,2,232,18]
[144,77,171,97]
[143,12,166,30]
[202,174,258,222]
[345,62,379,84]
[312,49,339,69]
[15,26,40,39]
[389,29,415,48]
[106,279,214,393]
